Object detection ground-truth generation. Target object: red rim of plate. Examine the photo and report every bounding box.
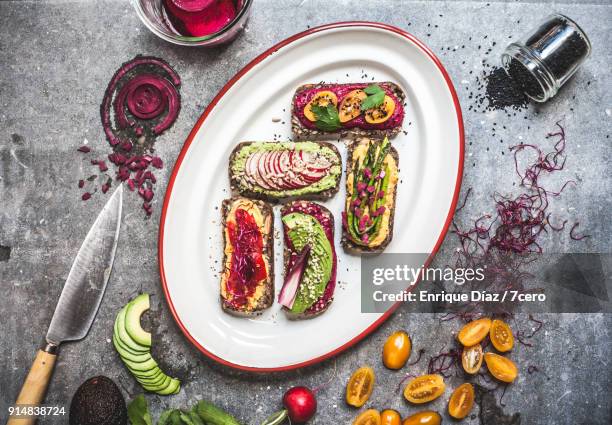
[158,21,465,372]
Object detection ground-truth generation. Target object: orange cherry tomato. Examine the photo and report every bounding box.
[484,353,518,383]
[304,90,338,121]
[380,409,401,425]
[490,319,514,352]
[403,374,445,404]
[383,331,412,370]
[448,383,475,419]
[402,411,441,425]
[457,318,492,346]
[353,409,381,425]
[364,95,396,124]
[339,89,367,122]
[346,366,376,407]
[462,343,484,374]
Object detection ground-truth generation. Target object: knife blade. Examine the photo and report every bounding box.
[8,184,123,425]
[46,184,123,344]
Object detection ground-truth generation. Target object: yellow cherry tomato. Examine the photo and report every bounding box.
[380,409,401,425]
[448,383,475,419]
[304,90,338,121]
[402,411,441,425]
[403,374,445,404]
[364,95,396,124]
[382,331,412,370]
[346,366,375,407]
[484,352,518,383]
[461,343,484,374]
[457,318,492,346]
[490,319,514,352]
[353,409,381,425]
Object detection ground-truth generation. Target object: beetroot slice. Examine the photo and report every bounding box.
[96,56,181,216]
[278,244,311,309]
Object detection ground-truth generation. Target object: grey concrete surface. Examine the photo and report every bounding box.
[1,0,611,424]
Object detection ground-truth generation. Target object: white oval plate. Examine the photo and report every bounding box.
[160,22,464,371]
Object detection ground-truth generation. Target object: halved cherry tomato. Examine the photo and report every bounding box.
[346,366,376,407]
[457,318,492,346]
[484,353,518,383]
[448,383,475,419]
[364,95,396,124]
[382,331,412,370]
[339,89,367,122]
[380,409,401,425]
[402,411,441,425]
[462,343,484,374]
[490,319,514,352]
[403,374,445,404]
[304,90,338,121]
[353,409,381,425]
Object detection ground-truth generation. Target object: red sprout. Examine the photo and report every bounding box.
[77,146,91,153]
[408,348,426,366]
[78,180,85,189]
[569,222,590,240]
[82,192,91,201]
[396,373,417,393]
[447,122,589,318]
[427,347,462,378]
[515,314,543,347]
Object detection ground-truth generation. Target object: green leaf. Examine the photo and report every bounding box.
[360,84,386,111]
[311,103,342,131]
[364,84,384,95]
[127,395,153,425]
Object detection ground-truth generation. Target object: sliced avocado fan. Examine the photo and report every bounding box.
[113,293,180,395]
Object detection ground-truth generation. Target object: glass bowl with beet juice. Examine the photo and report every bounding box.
[131,0,252,46]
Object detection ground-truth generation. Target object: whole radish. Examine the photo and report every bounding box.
[261,386,318,424]
[283,386,317,423]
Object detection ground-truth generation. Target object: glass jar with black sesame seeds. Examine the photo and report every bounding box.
[501,14,591,102]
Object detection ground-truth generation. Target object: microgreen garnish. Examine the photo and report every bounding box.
[311,103,342,131]
[360,84,386,111]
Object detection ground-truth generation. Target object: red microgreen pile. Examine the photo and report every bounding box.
[448,122,589,316]
[77,56,181,216]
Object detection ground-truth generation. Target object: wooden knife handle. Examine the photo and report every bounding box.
[7,347,57,425]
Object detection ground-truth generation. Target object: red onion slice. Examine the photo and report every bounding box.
[278,244,311,309]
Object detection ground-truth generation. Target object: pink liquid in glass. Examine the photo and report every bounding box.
[163,0,243,37]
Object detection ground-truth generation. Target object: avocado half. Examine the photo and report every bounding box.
[69,376,127,425]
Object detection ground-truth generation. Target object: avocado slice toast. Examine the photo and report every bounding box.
[279,201,337,320]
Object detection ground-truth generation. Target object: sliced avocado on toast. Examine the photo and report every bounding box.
[113,294,180,395]
[279,201,337,320]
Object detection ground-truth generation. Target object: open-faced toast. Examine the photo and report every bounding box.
[291,82,406,140]
[220,197,274,316]
[341,137,399,254]
[229,141,342,203]
[279,201,337,320]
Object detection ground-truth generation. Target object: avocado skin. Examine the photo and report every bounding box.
[69,376,127,425]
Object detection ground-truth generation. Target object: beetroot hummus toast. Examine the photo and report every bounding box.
[278,201,337,320]
[342,137,399,253]
[291,82,405,140]
[220,197,274,316]
[229,141,342,202]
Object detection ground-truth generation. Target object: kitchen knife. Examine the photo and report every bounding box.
[8,184,123,425]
